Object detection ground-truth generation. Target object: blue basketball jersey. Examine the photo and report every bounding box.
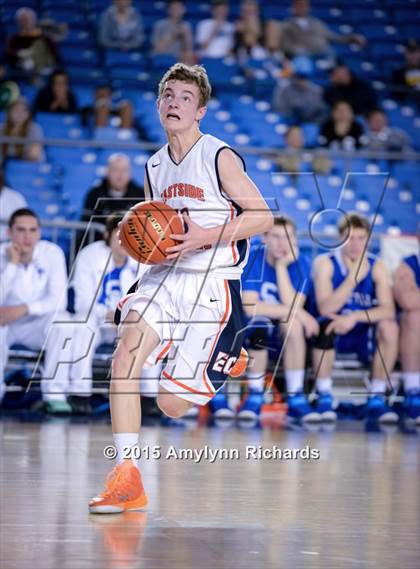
[404,254,420,288]
[242,245,312,303]
[97,261,129,310]
[330,251,378,315]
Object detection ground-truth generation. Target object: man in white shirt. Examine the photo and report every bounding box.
[69,215,158,414]
[0,167,27,242]
[196,0,234,59]
[0,208,73,412]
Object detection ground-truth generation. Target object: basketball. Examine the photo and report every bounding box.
[119,201,184,264]
[229,348,249,378]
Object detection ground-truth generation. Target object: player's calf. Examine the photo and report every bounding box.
[156,388,196,418]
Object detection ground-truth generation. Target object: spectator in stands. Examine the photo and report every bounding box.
[0,166,27,242]
[98,0,144,51]
[6,7,59,80]
[69,215,152,414]
[319,101,364,150]
[81,85,133,130]
[279,0,366,59]
[81,154,144,232]
[152,1,194,64]
[0,208,72,413]
[392,40,420,107]
[323,63,378,117]
[363,109,412,154]
[225,215,319,422]
[393,252,420,425]
[310,213,399,423]
[272,68,327,124]
[276,126,331,175]
[196,0,235,59]
[32,69,78,115]
[0,98,45,162]
[234,0,266,60]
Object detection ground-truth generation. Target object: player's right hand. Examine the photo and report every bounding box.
[6,243,21,265]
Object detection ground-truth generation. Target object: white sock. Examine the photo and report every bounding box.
[370,378,387,395]
[316,377,333,394]
[246,372,265,392]
[402,372,420,393]
[113,433,139,466]
[285,369,305,394]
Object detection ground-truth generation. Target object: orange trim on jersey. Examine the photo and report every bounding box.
[162,370,214,398]
[202,279,231,392]
[117,293,133,311]
[156,340,172,362]
[228,203,239,264]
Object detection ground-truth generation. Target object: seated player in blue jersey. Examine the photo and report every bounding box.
[311,213,399,423]
[231,215,320,421]
[393,252,420,424]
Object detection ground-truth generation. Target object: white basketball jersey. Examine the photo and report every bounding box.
[145,134,249,278]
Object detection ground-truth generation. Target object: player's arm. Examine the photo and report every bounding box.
[0,246,28,325]
[167,148,273,257]
[351,260,396,323]
[27,247,68,316]
[242,290,293,320]
[313,255,352,316]
[143,173,152,201]
[275,260,304,307]
[393,262,420,311]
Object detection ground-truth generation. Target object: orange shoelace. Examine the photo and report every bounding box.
[99,465,137,500]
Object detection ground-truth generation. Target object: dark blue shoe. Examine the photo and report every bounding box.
[314,392,337,421]
[403,390,420,425]
[287,392,321,422]
[237,389,264,420]
[209,391,234,419]
[366,395,398,423]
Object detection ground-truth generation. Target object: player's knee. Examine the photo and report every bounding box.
[311,319,335,350]
[247,327,269,351]
[282,318,304,341]
[111,341,132,378]
[377,320,399,344]
[402,310,419,329]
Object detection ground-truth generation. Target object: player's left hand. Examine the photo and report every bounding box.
[325,313,357,335]
[297,309,320,338]
[166,212,214,259]
[275,250,296,267]
[0,305,28,326]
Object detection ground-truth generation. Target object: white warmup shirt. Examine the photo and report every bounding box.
[0,240,67,315]
[72,240,147,322]
[145,134,250,278]
[196,19,234,58]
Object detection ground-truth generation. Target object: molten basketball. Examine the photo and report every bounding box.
[119,201,184,264]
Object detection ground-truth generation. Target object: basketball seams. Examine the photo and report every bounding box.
[122,202,183,264]
[132,207,168,261]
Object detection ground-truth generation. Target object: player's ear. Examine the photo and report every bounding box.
[196,105,207,122]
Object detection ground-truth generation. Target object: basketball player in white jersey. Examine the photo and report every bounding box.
[89,63,273,513]
[0,208,72,413]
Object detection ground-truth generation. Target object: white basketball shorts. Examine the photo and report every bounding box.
[118,266,244,405]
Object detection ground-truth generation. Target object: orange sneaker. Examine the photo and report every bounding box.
[229,348,249,378]
[89,460,148,514]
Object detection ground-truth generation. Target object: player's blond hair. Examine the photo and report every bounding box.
[158,63,212,108]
